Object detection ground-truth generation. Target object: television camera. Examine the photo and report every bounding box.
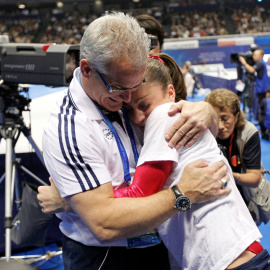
[230,44,260,120]
[0,43,80,261]
[230,50,254,66]
[230,43,260,67]
[0,43,80,126]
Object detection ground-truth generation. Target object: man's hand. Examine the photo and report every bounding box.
[165,100,218,149]
[238,56,255,73]
[178,160,231,204]
[238,56,247,66]
[37,177,69,214]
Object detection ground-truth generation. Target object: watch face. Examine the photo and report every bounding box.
[175,196,191,212]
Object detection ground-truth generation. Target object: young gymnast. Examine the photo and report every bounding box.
[114,54,269,270]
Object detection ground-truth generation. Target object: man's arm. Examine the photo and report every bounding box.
[239,56,256,74]
[165,100,218,149]
[38,160,230,242]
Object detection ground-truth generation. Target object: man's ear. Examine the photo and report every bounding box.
[80,59,92,78]
[168,84,175,102]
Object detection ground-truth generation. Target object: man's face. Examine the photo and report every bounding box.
[252,50,263,62]
[87,60,146,112]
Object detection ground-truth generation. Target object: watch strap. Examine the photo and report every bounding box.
[171,185,182,197]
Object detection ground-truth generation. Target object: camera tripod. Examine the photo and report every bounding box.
[242,74,256,121]
[0,121,48,262]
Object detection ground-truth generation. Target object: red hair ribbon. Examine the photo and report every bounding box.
[148,55,165,65]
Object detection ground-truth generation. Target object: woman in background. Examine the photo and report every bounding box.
[206,89,262,223]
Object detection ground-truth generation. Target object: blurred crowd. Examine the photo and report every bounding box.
[170,11,228,38]
[0,10,40,43]
[1,2,270,44]
[232,6,270,34]
[40,13,98,44]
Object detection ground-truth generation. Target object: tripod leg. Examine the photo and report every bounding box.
[0,173,5,185]
[21,126,44,166]
[5,133,13,262]
[19,163,48,186]
[0,134,5,185]
[11,154,21,210]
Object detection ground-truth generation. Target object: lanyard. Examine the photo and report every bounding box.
[76,70,139,184]
[229,131,234,160]
[96,105,138,184]
[121,107,139,165]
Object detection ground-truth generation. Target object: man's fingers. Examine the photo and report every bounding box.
[166,120,196,149]
[49,177,56,187]
[167,120,205,149]
[219,174,230,189]
[49,177,53,185]
[183,130,204,148]
[216,187,232,197]
[165,118,187,145]
[208,160,226,172]
[189,159,209,169]
[167,101,184,116]
[167,104,179,116]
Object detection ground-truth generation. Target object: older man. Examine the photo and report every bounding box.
[39,12,229,270]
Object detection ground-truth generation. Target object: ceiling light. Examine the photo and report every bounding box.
[18,4,26,9]
[57,2,64,8]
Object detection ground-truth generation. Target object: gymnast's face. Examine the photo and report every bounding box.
[124,81,175,131]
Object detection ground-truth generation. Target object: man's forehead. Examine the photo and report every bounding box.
[107,60,145,79]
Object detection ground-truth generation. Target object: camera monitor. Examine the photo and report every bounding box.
[0,43,80,87]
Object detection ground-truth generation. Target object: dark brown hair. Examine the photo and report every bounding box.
[136,14,164,50]
[145,53,187,102]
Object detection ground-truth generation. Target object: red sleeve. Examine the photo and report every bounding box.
[114,160,173,198]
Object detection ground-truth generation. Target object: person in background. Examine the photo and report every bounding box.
[181,63,195,97]
[206,89,262,222]
[38,12,229,270]
[185,60,203,91]
[136,14,164,55]
[239,48,270,119]
[259,88,270,140]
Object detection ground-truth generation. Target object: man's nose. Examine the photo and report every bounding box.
[119,90,133,103]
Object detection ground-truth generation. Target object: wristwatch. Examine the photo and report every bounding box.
[171,185,191,212]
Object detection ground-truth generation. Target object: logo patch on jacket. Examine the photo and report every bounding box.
[102,128,114,140]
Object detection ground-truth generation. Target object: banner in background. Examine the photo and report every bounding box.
[163,35,270,68]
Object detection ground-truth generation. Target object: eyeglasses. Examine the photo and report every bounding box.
[96,69,146,93]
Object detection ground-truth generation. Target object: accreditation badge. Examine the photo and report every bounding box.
[127,230,161,248]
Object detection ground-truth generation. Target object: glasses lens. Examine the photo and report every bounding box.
[97,68,146,93]
[111,78,146,93]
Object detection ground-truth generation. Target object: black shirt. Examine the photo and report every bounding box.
[217,129,261,172]
[217,128,261,206]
